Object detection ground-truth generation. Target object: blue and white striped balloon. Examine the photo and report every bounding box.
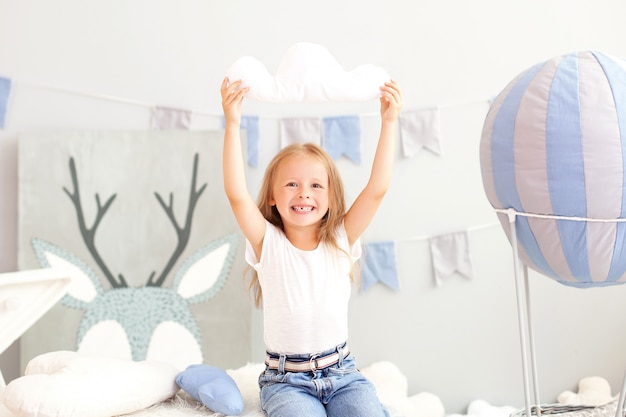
[480,51,626,288]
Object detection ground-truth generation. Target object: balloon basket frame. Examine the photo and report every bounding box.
[502,209,626,417]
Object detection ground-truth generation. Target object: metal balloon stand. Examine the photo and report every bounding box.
[502,209,626,417]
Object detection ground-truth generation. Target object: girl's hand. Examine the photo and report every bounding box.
[220,77,248,124]
[379,80,403,123]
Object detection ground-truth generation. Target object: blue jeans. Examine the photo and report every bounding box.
[258,346,390,417]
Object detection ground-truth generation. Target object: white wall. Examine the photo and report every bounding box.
[2,0,626,413]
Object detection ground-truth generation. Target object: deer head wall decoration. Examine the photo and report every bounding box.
[32,152,239,370]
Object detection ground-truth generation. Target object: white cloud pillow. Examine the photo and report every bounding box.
[2,351,180,417]
[225,42,390,103]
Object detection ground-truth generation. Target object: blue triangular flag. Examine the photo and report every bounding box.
[360,241,399,292]
[322,115,361,164]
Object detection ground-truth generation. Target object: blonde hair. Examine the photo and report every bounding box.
[247,143,348,307]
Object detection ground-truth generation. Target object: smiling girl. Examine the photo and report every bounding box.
[221,76,402,417]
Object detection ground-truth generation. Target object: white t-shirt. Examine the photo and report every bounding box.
[245,221,361,354]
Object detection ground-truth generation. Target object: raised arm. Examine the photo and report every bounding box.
[221,78,266,257]
[344,80,403,245]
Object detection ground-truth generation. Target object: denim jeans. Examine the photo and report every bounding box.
[258,345,390,417]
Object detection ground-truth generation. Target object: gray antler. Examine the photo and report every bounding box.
[63,157,128,288]
[147,153,207,287]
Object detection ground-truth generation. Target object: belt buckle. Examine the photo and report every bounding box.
[309,353,320,372]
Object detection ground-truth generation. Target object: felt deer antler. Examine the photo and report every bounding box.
[149,153,206,287]
[63,157,127,288]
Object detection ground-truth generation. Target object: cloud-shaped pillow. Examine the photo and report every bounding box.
[558,376,617,406]
[360,361,445,417]
[225,42,390,103]
[176,364,244,415]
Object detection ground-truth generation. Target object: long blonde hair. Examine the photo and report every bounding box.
[247,143,348,307]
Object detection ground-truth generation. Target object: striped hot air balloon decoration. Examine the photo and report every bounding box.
[480,50,626,288]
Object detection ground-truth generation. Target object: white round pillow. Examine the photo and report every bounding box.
[2,351,180,417]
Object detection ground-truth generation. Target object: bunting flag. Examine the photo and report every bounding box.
[0,76,12,129]
[360,241,399,292]
[399,107,442,157]
[223,115,261,168]
[241,115,260,168]
[151,106,192,130]
[429,230,474,286]
[322,115,362,164]
[279,117,321,148]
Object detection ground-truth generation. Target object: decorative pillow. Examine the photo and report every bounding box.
[225,42,390,103]
[176,364,244,415]
[2,350,179,417]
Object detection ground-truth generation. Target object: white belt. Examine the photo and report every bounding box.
[265,345,350,373]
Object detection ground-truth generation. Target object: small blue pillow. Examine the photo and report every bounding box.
[176,364,244,415]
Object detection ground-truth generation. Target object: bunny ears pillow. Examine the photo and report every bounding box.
[225,43,390,103]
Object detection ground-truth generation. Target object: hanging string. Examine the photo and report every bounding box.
[403,221,500,242]
[21,79,156,109]
[14,78,225,117]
